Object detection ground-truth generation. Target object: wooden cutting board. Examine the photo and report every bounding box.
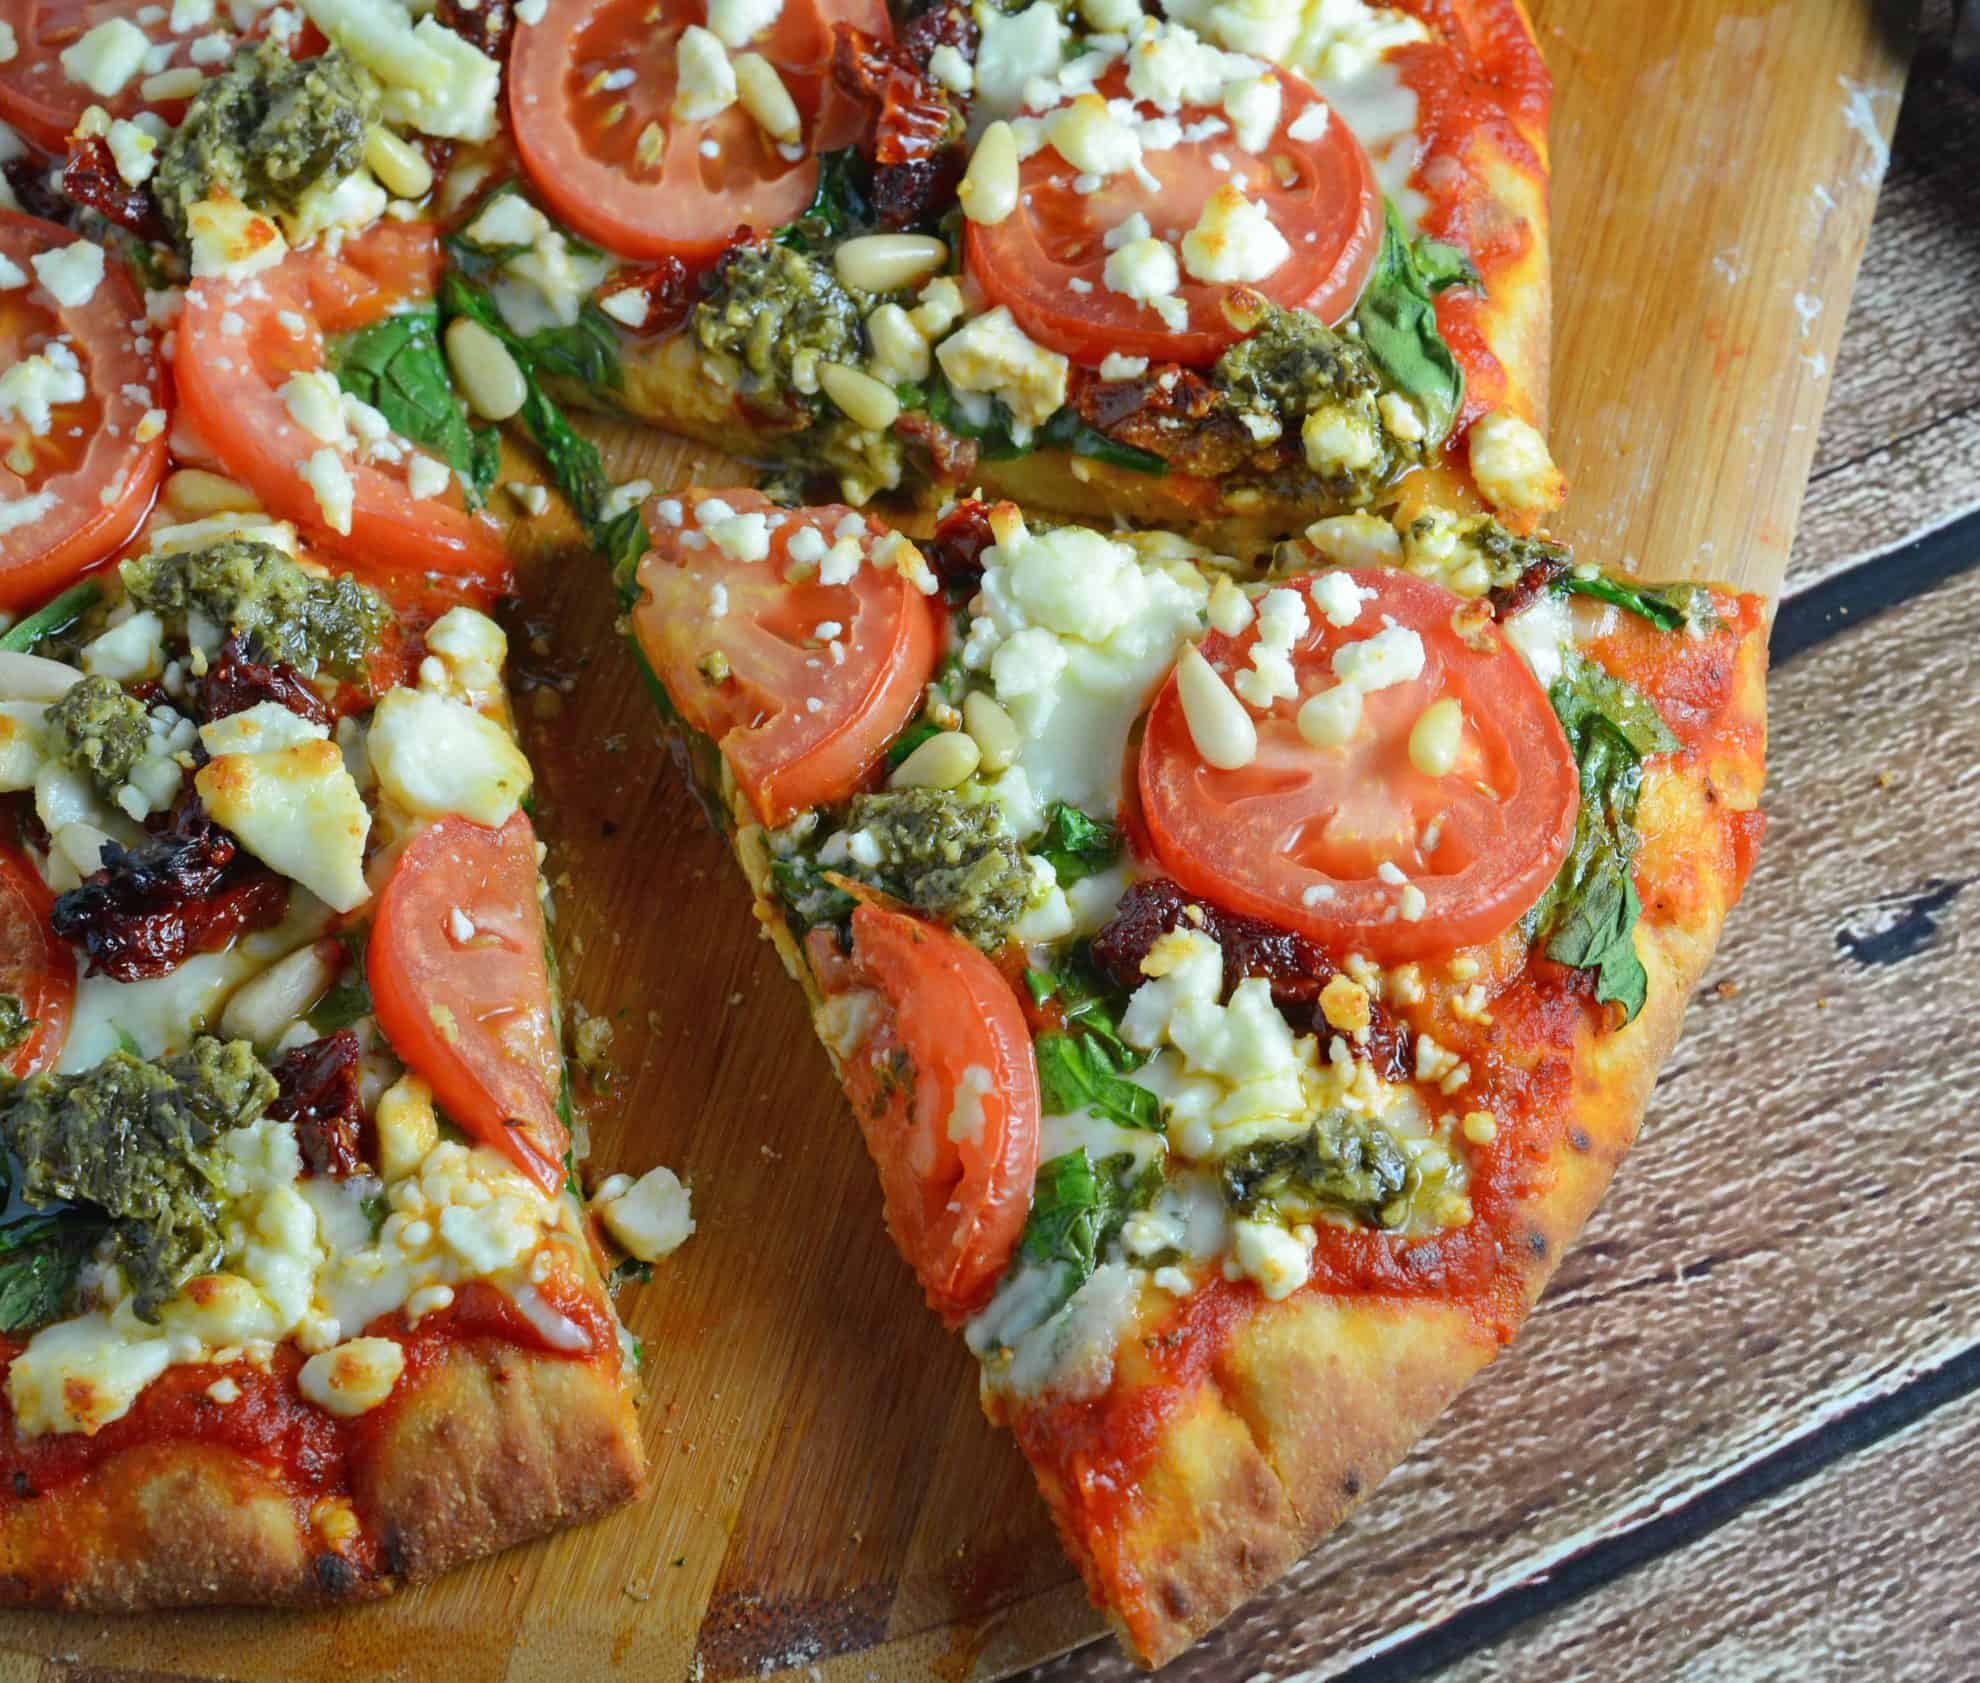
[0,1,1906,1678]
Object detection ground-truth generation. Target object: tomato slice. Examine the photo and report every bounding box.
[966,63,1380,367]
[1,842,74,1079]
[829,903,1040,1324]
[1139,569,1578,962]
[0,0,199,150]
[367,812,569,1196]
[631,489,941,827]
[0,210,166,611]
[508,0,889,261]
[175,222,511,592]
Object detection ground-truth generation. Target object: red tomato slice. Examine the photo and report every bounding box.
[175,222,511,592]
[0,210,166,611]
[1,842,74,1079]
[832,903,1040,1324]
[0,0,199,150]
[1139,569,1577,962]
[367,812,569,1197]
[967,64,1379,367]
[632,489,941,827]
[508,0,889,261]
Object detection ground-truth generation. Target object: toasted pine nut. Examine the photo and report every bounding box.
[444,317,527,422]
[0,651,85,703]
[819,362,901,433]
[962,690,1021,774]
[734,52,801,143]
[959,121,1019,225]
[164,468,260,518]
[889,730,981,790]
[362,126,433,200]
[220,940,339,1047]
[1176,647,1256,770]
[833,233,948,293]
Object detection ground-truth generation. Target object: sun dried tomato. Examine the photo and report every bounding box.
[869,150,967,231]
[3,158,70,226]
[595,257,696,336]
[435,0,514,65]
[924,496,996,586]
[50,795,290,983]
[1069,365,1259,477]
[195,638,335,730]
[1487,552,1572,621]
[60,137,166,241]
[267,1028,368,1177]
[832,24,960,165]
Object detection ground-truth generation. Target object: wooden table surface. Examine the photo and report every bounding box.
[1025,12,1980,1682]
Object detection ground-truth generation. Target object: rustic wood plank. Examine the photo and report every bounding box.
[1434,1391,1980,1682]
[1019,564,1980,1683]
[1787,16,1980,592]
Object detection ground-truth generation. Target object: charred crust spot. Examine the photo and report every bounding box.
[1341,1471,1362,1497]
[1569,1126,1592,1152]
[312,1551,361,1597]
[1527,1231,1548,1259]
[10,1471,36,1500]
[1158,1577,1194,1620]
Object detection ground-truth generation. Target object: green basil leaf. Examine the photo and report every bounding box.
[1035,1033,1160,1131]
[775,149,873,253]
[521,302,626,393]
[0,1220,98,1333]
[1555,573,1683,632]
[329,306,496,507]
[885,718,942,769]
[1034,802,1122,887]
[0,581,100,655]
[1353,200,1477,447]
[1035,409,1168,476]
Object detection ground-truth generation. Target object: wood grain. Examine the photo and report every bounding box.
[0,2,1917,1681]
[1435,1395,1980,1681]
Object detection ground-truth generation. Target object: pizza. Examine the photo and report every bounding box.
[0,0,1772,1663]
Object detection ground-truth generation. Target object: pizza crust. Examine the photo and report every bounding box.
[0,1334,644,1610]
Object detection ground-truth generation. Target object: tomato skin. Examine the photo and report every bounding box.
[1139,569,1578,963]
[175,224,511,593]
[632,490,941,827]
[509,0,889,261]
[1,843,74,1079]
[368,813,569,1197]
[0,210,166,610]
[966,65,1380,367]
[834,904,1041,1324]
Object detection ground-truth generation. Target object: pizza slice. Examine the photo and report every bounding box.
[0,499,674,1607]
[420,0,1558,556]
[621,487,1767,1662]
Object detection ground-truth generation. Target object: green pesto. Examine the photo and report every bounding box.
[44,675,150,800]
[121,539,388,680]
[1219,1113,1418,1229]
[692,244,871,420]
[0,995,31,1057]
[152,42,372,242]
[1412,511,1568,592]
[848,789,1032,950]
[0,1038,276,1321]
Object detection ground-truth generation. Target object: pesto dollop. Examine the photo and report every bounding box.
[121,539,388,680]
[0,1039,277,1321]
[693,243,870,418]
[44,675,150,800]
[0,995,32,1058]
[152,42,373,242]
[1219,1113,1417,1229]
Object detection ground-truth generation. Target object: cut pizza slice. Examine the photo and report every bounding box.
[0,507,677,1608]
[620,488,1767,1663]
[449,0,1558,555]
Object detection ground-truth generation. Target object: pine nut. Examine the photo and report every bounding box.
[962,690,1021,773]
[362,126,433,200]
[959,121,1019,225]
[865,303,930,384]
[1176,647,1256,770]
[1304,512,1400,569]
[1408,697,1464,776]
[833,233,949,293]
[164,467,260,518]
[445,317,527,422]
[220,940,339,1047]
[819,362,901,432]
[0,651,85,703]
[1297,683,1361,748]
[889,730,981,790]
[139,67,202,101]
[734,52,801,143]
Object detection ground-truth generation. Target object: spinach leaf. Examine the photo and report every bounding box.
[330,305,498,506]
[1018,1147,1162,1279]
[1025,944,1141,1070]
[308,928,373,1033]
[884,718,942,768]
[1557,573,1720,635]
[776,149,873,253]
[1528,658,1681,1020]
[1034,408,1168,476]
[441,273,651,590]
[1,581,99,654]
[1034,802,1121,887]
[922,374,1166,474]
[521,303,626,393]
[1035,1033,1160,1131]
[1354,200,1478,447]
[0,1216,100,1334]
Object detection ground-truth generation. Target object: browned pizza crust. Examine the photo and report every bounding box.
[0,1336,644,1611]
[1031,618,1769,1667]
